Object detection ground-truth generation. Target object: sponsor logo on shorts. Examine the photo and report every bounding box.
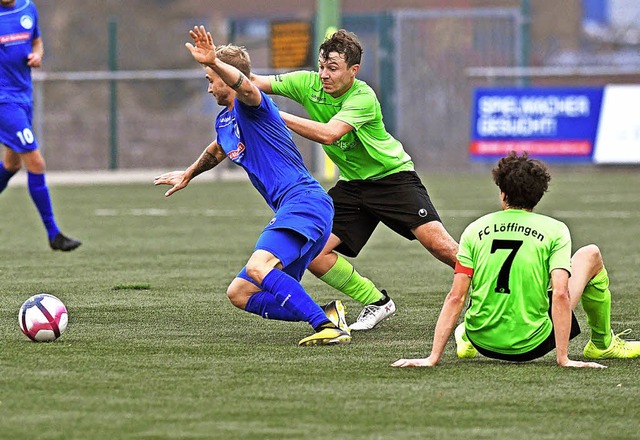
[418,208,428,218]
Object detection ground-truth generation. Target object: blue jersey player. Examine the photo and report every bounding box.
[154,26,351,346]
[0,0,81,251]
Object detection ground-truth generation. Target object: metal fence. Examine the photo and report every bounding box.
[32,8,523,172]
[389,8,521,170]
[32,68,320,173]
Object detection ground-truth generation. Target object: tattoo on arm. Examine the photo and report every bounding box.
[192,150,220,176]
[231,72,244,89]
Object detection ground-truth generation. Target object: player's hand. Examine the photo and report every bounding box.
[391,356,438,368]
[560,359,607,369]
[27,52,42,68]
[185,25,216,65]
[154,171,190,197]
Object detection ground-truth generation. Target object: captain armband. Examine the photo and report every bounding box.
[454,261,474,277]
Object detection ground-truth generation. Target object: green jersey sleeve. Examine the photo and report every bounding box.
[548,221,572,274]
[269,70,314,104]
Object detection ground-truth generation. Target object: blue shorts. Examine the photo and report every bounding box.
[0,102,39,153]
[237,189,333,284]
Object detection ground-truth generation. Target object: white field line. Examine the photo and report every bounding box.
[438,209,638,219]
[95,208,638,218]
[8,168,246,187]
[94,208,270,217]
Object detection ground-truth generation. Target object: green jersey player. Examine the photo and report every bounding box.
[393,152,640,368]
[252,30,459,331]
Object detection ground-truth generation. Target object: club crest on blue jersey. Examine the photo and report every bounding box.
[20,15,34,30]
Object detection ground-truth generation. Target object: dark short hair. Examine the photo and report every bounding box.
[491,151,551,210]
[215,44,251,77]
[319,29,362,67]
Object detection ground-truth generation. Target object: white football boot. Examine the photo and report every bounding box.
[349,290,396,331]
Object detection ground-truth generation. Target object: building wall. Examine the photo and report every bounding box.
[31,0,585,171]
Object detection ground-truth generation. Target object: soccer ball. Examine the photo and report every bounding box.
[18,293,68,342]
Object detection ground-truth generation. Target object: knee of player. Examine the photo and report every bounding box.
[582,244,604,269]
[3,162,21,173]
[226,283,247,309]
[245,262,271,285]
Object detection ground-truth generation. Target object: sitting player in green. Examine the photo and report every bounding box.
[392,152,640,368]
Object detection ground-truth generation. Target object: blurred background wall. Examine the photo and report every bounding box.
[29,0,640,172]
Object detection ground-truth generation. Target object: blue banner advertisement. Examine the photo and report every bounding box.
[470,87,604,161]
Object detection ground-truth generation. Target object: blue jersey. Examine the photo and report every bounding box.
[216,91,325,212]
[0,0,39,104]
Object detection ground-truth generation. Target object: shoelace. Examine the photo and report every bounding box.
[356,304,379,322]
[615,329,633,339]
[610,329,636,353]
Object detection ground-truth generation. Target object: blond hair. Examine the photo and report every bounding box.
[215,45,251,77]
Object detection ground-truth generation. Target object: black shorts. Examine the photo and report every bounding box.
[469,291,581,362]
[328,171,442,257]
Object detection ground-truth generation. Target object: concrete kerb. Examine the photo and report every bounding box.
[8,168,247,187]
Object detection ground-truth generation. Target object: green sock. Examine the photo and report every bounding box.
[319,255,384,305]
[580,267,612,350]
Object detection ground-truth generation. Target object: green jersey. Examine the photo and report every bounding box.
[457,209,572,355]
[270,71,414,181]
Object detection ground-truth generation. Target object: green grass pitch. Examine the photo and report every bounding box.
[1,168,639,439]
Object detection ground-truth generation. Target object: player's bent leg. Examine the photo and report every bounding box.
[0,161,18,193]
[412,221,459,268]
[260,268,350,346]
[0,147,21,194]
[246,241,350,345]
[571,244,617,352]
[307,233,342,277]
[568,244,604,310]
[227,276,260,310]
[315,252,394,330]
[308,233,385,305]
[21,150,82,251]
[309,234,393,330]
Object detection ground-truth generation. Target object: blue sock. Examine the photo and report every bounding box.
[245,291,303,321]
[261,269,330,330]
[0,162,17,193]
[27,172,60,240]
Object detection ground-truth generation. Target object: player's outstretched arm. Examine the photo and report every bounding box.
[280,111,352,145]
[392,274,470,368]
[186,25,262,107]
[154,141,226,197]
[249,73,274,94]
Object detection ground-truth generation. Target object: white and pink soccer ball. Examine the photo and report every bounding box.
[18,293,68,342]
